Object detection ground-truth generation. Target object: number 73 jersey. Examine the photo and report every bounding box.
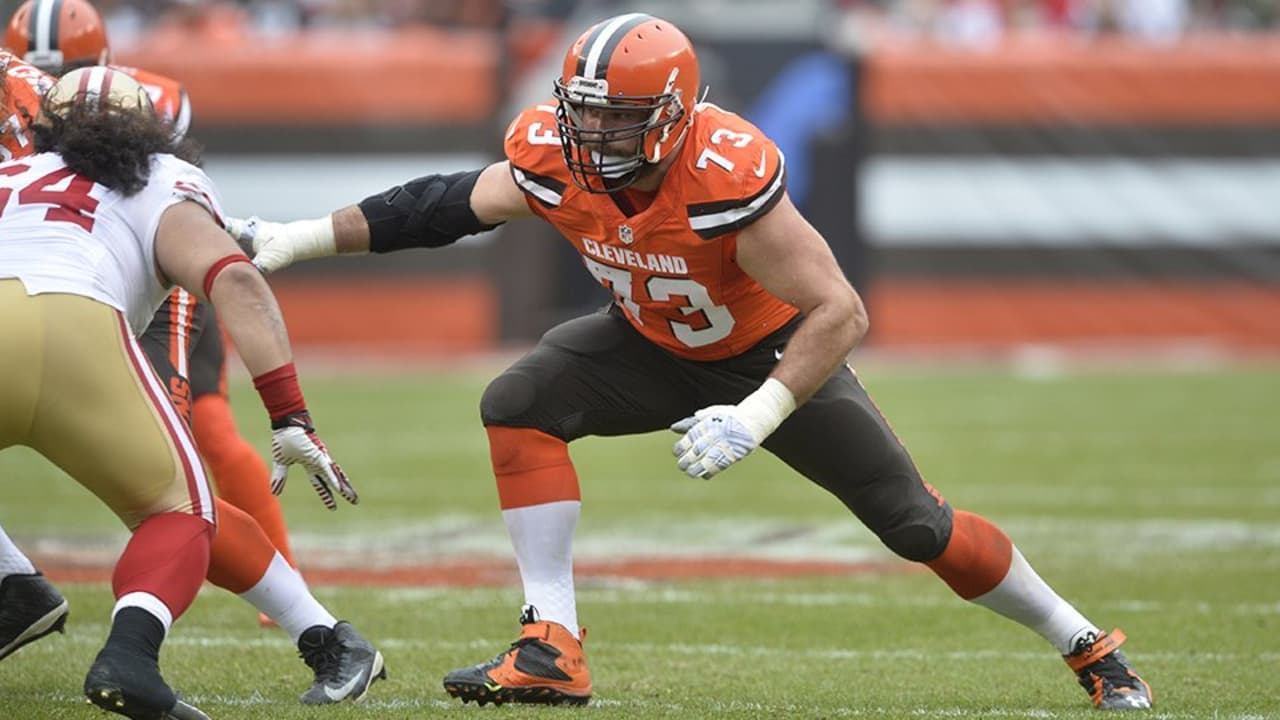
[505,101,800,362]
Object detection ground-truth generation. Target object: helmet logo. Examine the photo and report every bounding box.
[619,225,635,245]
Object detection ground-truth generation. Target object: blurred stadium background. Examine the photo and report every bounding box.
[1,1,1278,717]
[0,0,1272,360]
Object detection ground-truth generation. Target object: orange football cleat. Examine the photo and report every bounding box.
[442,606,591,706]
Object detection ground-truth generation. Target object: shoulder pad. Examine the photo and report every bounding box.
[681,104,787,240]
[157,157,224,226]
[504,101,570,208]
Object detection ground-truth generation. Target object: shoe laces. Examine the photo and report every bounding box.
[298,628,342,683]
[473,608,544,672]
[518,604,539,625]
[1070,634,1139,692]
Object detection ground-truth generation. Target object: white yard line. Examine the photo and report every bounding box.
[24,516,1280,571]
[29,624,1280,665]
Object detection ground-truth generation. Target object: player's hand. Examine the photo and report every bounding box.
[224,215,296,274]
[223,215,259,255]
[269,410,358,510]
[670,405,764,480]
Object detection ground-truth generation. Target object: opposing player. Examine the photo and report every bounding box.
[231,14,1153,711]
[0,40,385,707]
[5,0,299,592]
[0,66,349,718]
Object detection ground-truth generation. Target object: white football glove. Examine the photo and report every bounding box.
[671,405,762,479]
[670,378,798,480]
[224,215,336,274]
[270,411,358,510]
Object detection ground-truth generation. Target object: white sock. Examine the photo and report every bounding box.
[0,525,37,578]
[969,546,1100,655]
[238,553,336,643]
[503,500,579,637]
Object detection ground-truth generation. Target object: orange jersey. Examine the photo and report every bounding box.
[113,65,191,139]
[505,101,798,361]
[0,50,52,161]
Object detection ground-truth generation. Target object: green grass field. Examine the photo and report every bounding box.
[1,363,1278,719]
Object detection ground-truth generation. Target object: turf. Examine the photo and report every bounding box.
[1,364,1277,719]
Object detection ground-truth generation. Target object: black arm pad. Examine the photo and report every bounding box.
[358,169,502,253]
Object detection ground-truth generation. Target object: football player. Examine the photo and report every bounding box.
[0,66,348,719]
[232,13,1153,711]
[0,7,385,706]
[4,0,298,592]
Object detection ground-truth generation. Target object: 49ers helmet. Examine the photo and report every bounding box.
[5,0,109,76]
[553,13,699,192]
[43,65,152,118]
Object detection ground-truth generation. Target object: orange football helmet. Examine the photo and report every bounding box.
[553,13,699,192]
[5,0,109,76]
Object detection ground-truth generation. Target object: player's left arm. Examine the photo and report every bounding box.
[672,192,868,480]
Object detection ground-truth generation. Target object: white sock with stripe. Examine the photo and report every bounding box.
[0,525,37,579]
[238,553,336,643]
[503,500,580,638]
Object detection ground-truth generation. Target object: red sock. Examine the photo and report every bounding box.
[113,512,213,619]
[925,510,1014,600]
[193,394,297,567]
[205,497,277,594]
[488,426,580,509]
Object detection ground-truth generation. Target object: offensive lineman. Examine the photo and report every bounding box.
[231,13,1153,712]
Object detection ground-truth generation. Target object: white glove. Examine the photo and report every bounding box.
[671,378,797,480]
[270,412,358,510]
[224,215,336,274]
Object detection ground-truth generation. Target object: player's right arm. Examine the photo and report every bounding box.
[233,160,532,274]
[155,200,292,376]
[155,199,359,509]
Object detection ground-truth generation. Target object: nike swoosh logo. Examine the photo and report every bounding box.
[323,669,366,702]
[774,348,784,360]
[484,682,504,692]
[753,149,767,178]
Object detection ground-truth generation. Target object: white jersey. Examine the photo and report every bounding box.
[0,152,223,335]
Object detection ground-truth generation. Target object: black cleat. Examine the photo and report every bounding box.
[83,648,209,720]
[297,621,386,704]
[0,572,69,661]
[1066,628,1153,710]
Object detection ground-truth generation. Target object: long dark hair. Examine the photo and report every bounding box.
[29,98,202,197]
